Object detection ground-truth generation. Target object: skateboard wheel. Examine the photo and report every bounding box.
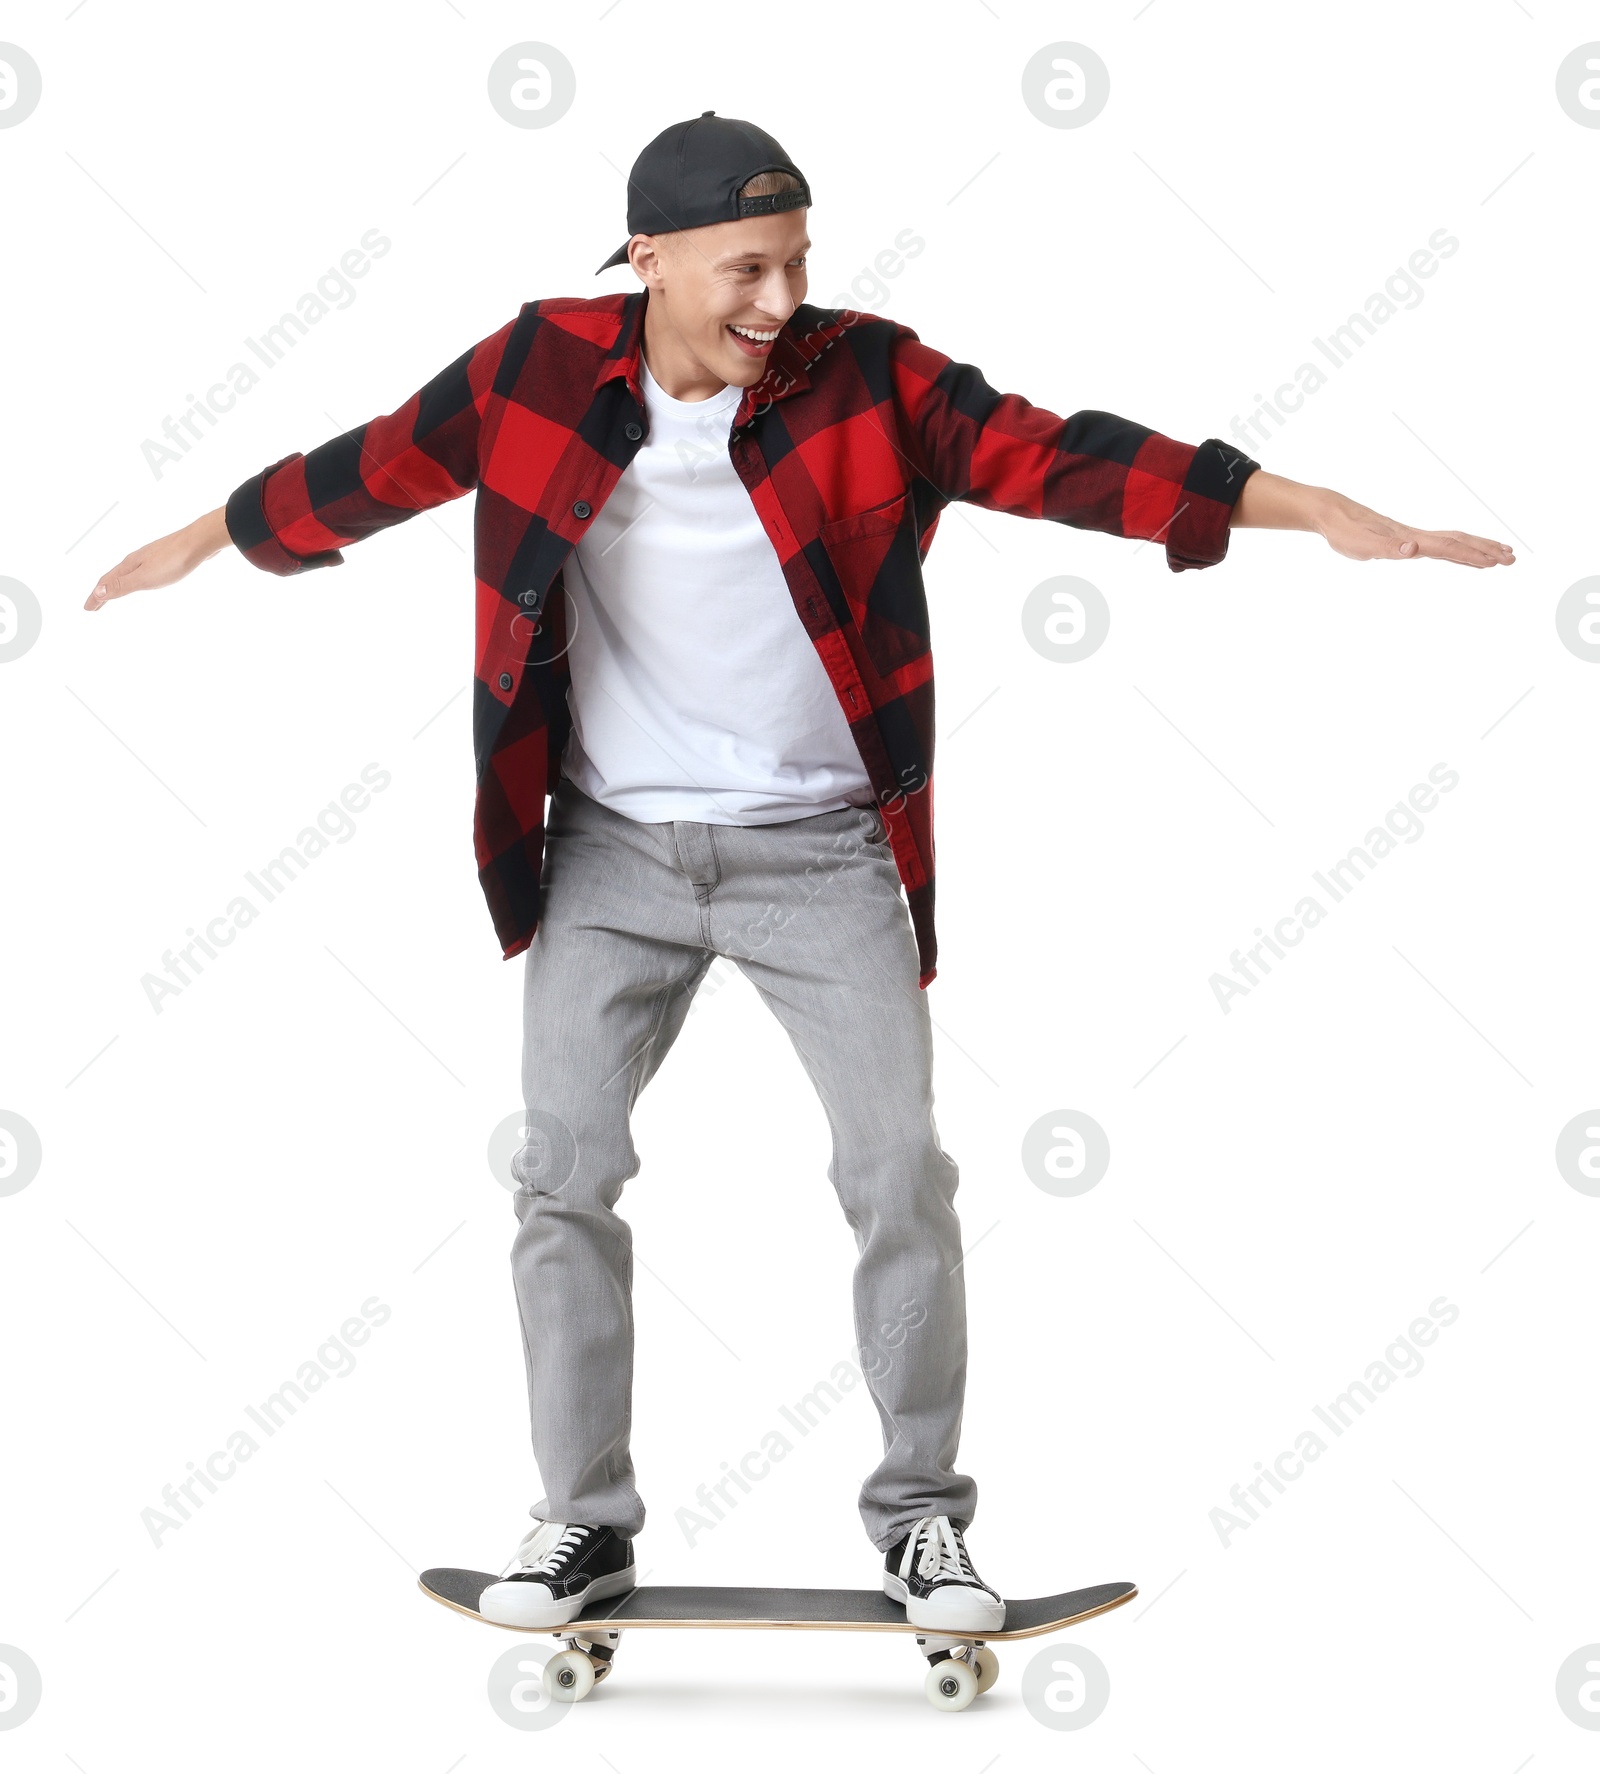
[925,1657,979,1711]
[971,1646,1000,1694]
[544,1648,596,1703]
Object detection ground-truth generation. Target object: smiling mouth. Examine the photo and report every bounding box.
[727,322,779,356]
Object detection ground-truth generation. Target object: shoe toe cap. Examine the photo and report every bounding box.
[478,1577,559,1624]
[916,1585,1007,1631]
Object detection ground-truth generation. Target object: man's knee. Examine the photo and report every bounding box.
[510,1099,634,1215]
[831,1109,958,1210]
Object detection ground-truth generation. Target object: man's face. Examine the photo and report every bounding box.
[633,209,810,387]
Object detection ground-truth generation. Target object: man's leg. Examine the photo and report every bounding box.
[703,802,977,1551]
[508,777,714,1537]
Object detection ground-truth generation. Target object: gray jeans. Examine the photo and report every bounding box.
[509,774,976,1552]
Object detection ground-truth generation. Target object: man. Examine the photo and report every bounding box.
[85,112,1513,1636]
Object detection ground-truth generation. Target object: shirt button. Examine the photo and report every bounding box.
[498,672,513,691]
[520,589,538,605]
[624,422,643,440]
[573,500,592,519]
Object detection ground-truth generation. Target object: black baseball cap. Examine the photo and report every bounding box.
[595,110,811,274]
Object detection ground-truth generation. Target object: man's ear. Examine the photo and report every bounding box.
[629,235,665,287]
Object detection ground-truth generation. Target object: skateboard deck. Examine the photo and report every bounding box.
[419,1568,1136,1638]
[418,1568,1136,1710]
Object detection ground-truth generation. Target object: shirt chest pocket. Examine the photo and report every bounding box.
[815,492,930,679]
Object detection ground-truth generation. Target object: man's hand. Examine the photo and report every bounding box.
[84,505,233,611]
[1231,469,1514,569]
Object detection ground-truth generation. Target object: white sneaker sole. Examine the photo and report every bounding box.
[883,1572,1007,1633]
[478,1564,638,1629]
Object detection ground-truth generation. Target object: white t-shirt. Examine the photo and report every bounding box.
[558,354,874,825]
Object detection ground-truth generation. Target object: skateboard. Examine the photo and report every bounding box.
[418,1567,1137,1710]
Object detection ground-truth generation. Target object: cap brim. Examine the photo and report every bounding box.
[594,240,632,274]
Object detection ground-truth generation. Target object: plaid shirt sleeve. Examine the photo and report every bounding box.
[887,321,1258,572]
[223,315,519,575]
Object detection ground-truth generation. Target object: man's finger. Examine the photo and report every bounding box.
[1416,533,1485,564]
[1407,529,1512,568]
[1431,528,1514,561]
[86,574,137,609]
[1460,531,1516,560]
[85,553,143,608]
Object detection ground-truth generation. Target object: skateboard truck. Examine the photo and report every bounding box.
[916,1634,1000,1711]
[542,1628,621,1701]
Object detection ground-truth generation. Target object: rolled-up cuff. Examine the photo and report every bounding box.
[1165,438,1260,573]
[224,453,346,577]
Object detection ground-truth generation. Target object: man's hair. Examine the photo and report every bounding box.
[739,169,805,199]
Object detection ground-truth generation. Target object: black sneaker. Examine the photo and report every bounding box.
[478,1520,637,1628]
[882,1515,1005,1632]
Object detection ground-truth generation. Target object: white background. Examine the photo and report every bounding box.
[2,0,1597,1766]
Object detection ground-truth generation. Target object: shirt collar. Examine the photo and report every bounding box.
[593,288,822,426]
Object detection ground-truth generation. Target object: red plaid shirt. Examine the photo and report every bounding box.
[225,291,1257,985]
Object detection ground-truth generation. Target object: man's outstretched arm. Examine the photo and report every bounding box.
[1228,468,1513,568]
[85,312,520,610]
[887,321,1514,573]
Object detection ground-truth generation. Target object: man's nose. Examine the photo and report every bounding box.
[753,271,796,321]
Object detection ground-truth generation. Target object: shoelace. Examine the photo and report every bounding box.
[904,1514,976,1585]
[501,1519,593,1579]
